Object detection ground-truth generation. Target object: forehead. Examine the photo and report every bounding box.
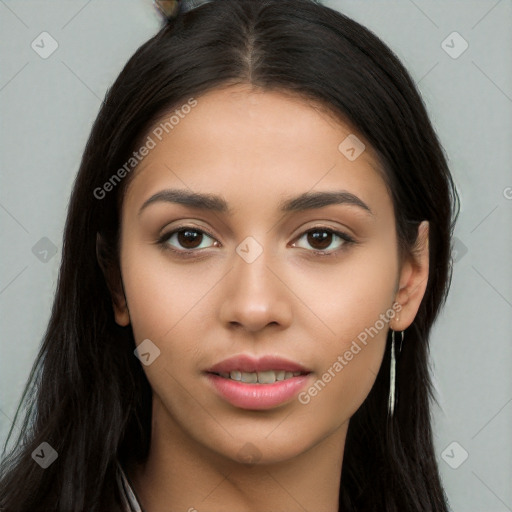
[123,84,390,217]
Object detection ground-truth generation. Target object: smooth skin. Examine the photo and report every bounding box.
[106,83,429,512]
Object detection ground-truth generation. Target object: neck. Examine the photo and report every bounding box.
[126,399,347,512]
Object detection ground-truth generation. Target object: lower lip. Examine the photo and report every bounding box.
[205,373,311,410]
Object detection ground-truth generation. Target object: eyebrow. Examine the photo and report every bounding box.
[138,188,374,217]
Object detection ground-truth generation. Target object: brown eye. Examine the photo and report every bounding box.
[292,227,355,255]
[160,227,217,252]
[306,229,333,251]
[177,229,203,249]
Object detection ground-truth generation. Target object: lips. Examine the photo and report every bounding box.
[206,354,312,374]
[204,354,313,410]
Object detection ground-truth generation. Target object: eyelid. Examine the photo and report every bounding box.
[290,222,356,242]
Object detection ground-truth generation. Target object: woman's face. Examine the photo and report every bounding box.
[112,84,428,465]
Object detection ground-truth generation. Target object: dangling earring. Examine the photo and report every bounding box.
[388,328,404,417]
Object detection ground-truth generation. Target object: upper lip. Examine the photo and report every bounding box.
[206,354,312,374]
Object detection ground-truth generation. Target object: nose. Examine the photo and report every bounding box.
[218,245,293,334]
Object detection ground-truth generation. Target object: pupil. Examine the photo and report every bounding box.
[178,229,202,249]
[308,230,331,250]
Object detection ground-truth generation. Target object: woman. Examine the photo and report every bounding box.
[0,0,459,510]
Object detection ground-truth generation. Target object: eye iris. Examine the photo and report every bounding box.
[308,230,332,250]
[177,229,203,249]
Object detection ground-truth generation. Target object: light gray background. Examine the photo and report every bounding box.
[1,1,511,510]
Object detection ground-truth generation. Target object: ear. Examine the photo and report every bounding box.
[392,220,429,331]
[96,233,130,327]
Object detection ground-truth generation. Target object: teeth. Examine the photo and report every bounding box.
[229,370,241,381]
[241,371,258,383]
[220,370,304,384]
[257,370,276,384]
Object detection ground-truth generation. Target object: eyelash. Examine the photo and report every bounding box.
[156,224,357,259]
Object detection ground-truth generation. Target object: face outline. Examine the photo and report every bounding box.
[108,83,429,470]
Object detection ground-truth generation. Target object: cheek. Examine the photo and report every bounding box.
[120,245,221,342]
[296,280,392,432]
[293,242,397,420]
[296,237,398,343]
[120,250,215,404]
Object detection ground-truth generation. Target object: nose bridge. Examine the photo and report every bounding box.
[236,236,273,292]
[218,234,292,331]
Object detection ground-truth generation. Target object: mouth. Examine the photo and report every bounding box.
[204,354,313,410]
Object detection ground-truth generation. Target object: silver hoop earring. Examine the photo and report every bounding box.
[388,329,404,417]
